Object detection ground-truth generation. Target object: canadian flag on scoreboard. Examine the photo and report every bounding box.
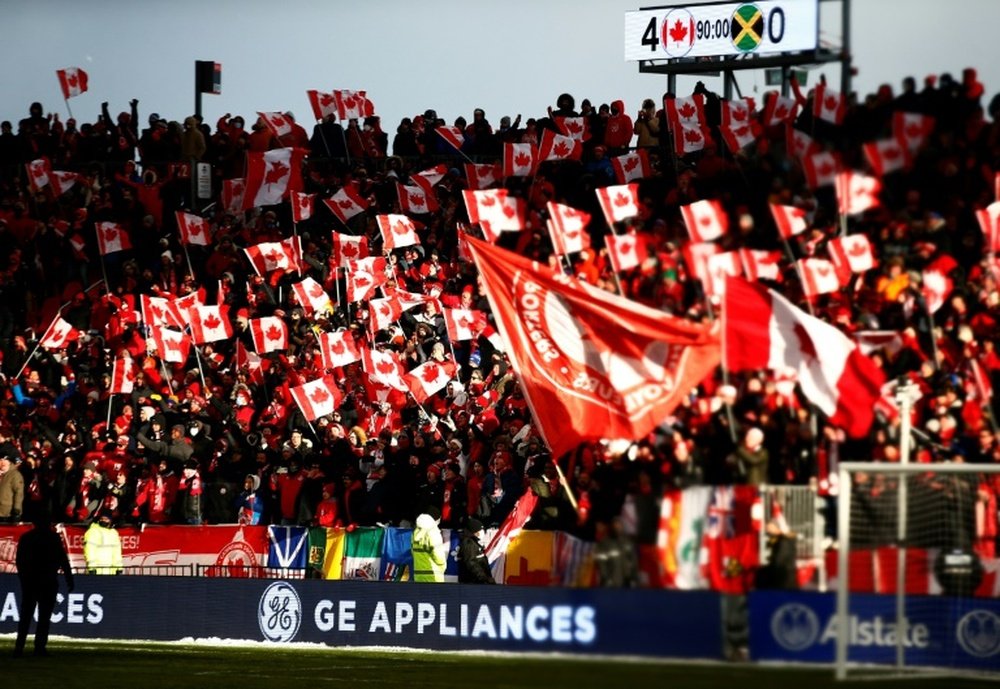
[188,304,233,344]
[243,148,304,209]
[405,360,458,404]
[975,201,1000,253]
[681,199,728,243]
[291,277,333,318]
[148,324,191,364]
[290,376,342,422]
[141,295,185,329]
[611,149,651,184]
[436,125,465,151]
[331,232,369,268]
[546,202,591,256]
[333,90,375,121]
[836,170,881,215]
[362,347,408,391]
[724,276,884,438]
[863,139,911,177]
[828,234,877,282]
[503,143,538,178]
[39,315,79,350]
[319,330,362,369]
[802,151,840,188]
[761,91,798,127]
[797,258,842,297]
[175,211,211,246]
[109,354,136,395]
[56,67,88,99]
[769,203,808,239]
[462,189,526,241]
[95,222,132,255]
[704,251,742,297]
[346,257,388,303]
[464,163,501,190]
[257,111,294,139]
[595,183,640,226]
[740,249,783,283]
[324,185,368,224]
[606,232,646,273]
[813,82,846,125]
[554,116,590,142]
[443,308,486,342]
[249,316,288,354]
[222,178,245,213]
[786,126,818,160]
[410,164,448,196]
[538,129,582,161]
[396,183,438,215]
[893,111,935,153]
[244,237,302,276]
[306,89,338,121]
[377,214,420,251]
[291,192,315,223]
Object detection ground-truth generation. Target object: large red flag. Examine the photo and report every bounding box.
[467,236,720,459]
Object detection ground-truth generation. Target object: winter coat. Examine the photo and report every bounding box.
[83,522,123,574]
[457,531,494,584]
[0,467,25,519]
[410,512,447,582]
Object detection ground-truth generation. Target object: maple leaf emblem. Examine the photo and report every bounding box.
[151,305,164,320]
[265,324,283,341]
[502,205,516,219]
[734,126,749,137]
[343,95,357,109]
[612,192,631,208]
[678,102,696,120]
[309,386,330,404]
[623,157,638,172]
[669,18,688,43]
[565,120,582,134]
[263,248,284,265]
[684,128,702,143]
[815,265,831,278]
[847,241,868,257]
[882,146,900,160]
[188,220,204,236]
[732,108,747,122]
[392,220,410,235]
[458,316,473,329]
[354,275,371,288]
[793,322,818,361]
[699,216,713,226]
[773,105,787,119]
[421,365,441,384]
[309,283,326,298]
[67,74,78,88]
[320,93,335,106]
[619,241,633,255]
[817,162,834,176]
[480,195,496,207]
[409,193,424,207]
[271,114,286,128]
[553,141,571,157]
[264,161,289,186]
[379,304,392,317]
[338,198,355,209]
[376,360,396,375]
[514,152,531,167]
[824,96,838,111]
[203,314,222,330]
[166,338,182,352]
[232,182,244,195]
[50,327,65,342]
[565,229,579,240]
[905,123,922,138]
[330,340,345,355]
[104,228,119,243]
[341,242,358,257]
[30,164,45,179]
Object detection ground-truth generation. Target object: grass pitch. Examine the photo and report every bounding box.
[2,640,994,688]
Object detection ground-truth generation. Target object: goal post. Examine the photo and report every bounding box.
[835,460,1000,680]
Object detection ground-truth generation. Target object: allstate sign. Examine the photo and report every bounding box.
[751,590,1000,670]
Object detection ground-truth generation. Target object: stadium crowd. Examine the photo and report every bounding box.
[0,67,998,569]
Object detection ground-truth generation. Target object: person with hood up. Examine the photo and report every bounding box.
[602,99,633,155]
[237,473,263,525]
[457,518,494,584]
[410,505,447,582]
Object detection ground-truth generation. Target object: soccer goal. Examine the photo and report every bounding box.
[835,459,1000,680]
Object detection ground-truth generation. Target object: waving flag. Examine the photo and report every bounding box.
[720,121,756,154]
[485,492,540,566]
[362,347,408,391]
[462,189,526,241]
[109,354,136,395]
[377,214,420,251]
[291,277,333,317]
[331,232,369,268]
[244,237,301,277]
[546,202,591,256]
[893,112,934,153]
[797,258,842,297]
[976,201,1000,253]
[39,315,80,350]
[222,178,245,213]
[761,91,798,127]
[464,163,501,190]
[503,143,537,178]
[595,183,639,226]
[333,89,375,121]
[863,139,911,177]
[436,125,465,151]
[395,183,438,215]
[813,82,846,125]
[443,308,486,342]
[554,116,590,142]
[828,234,877,281]
[319,330,361,369]
[538,129,582,161]
[681,199,728,243]
[250,316,288,354]
[175,211,211,246]
[802,151,840,188]
[148,324,191,364]
[409,164,448,196]
[96,222,132,255]
[611,149,651,184]
[704,251,742,297]
[291,192,315,223]
[786,127,818,160]
[257,111,294,139]
[369,297,403,332]
[740,249,783,283]
[56,67,88,99]
[665,94,710,154]
[141,295,185,329]
[769,203,808,239]
[405,360,458,404]
[290,376,342,421]
[606,232,646,273]
[306,89,339,121]
[835,170,881,215]
[324,185,368,225]
[188,304,233,344]
[346,257,388,303]
[243,148,304,209]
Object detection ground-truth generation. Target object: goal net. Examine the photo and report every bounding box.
[835,460,1000,680]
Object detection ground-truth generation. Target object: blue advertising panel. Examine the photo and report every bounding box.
[0,575,723,659]
[750,590,1000,671]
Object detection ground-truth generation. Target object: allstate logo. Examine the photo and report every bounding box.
[770,603,820,651]
[258,581,302,643]
[956,610,1000,658]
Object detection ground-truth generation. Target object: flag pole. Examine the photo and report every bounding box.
[551,461,579,512]
[15,311,61,380]
[182,244,195,283]
[192,345,209,391]
[64,97,74,122]
[718,285,739,445]
[106,392,114,428]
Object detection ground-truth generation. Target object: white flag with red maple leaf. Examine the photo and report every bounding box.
[740,249,784,283]
[975,201,1000,253]
[828,234,877,282]
[362,347,408,391]
[323,184,368,225]
[290,376,342,422]
[595,183,640,226]
[249,316,289,354]
[835,170,881,216]
[892,112,935,154]
[318,330,361,369]
[554,116,590,142]
[720,121,756,154]
[188,304,233,344]
[369,296,403,332]
[243,148,304,209]
[405,360,458,404]
[96,222,132,255]
[606,231,647,273]
[611,149,652,184]
[503,143,538,178]
[769,203,808,239]
[109,354,136,395]
[39,315,80,350]
[786,126,818,160]
[761,91,798,127]
[683,241,721,285]
[175,211,211,247]
[462,189,526,241]
[148,324,191,364]
[464,163,501,190]
[443,308,487,342]
[244,237,302,276]
[306,90,339,121]
[720,99,757,153]
[546,202,591,256]
[395,183,438,215]
[802,151,840,189]
[346,257,388,303]
[863,139,911,177]
[291,192,315,223]
[222,178,245,213]
[681,199,729,243]
[331,231,369,268]
[813,82,846,125]
[436,125,465,151]
[797,258,842,297]
[333,90,375,121]
[704,251,743,297]
[141,294,185,329]
[538,129,582,161]
[409,164,448,196]
[290,276,334,318]
[257,111,294,139]
[26,158,53,193]
[665,94,710,154]
[56,68,88,99]
[377,214,420,251]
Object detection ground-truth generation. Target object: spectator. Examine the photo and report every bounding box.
[411,505,447,583]
[0,454,24,522]
[457,518,494,584]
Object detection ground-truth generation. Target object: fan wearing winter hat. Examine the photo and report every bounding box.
[457,517,494,584]
[237,473,263,525]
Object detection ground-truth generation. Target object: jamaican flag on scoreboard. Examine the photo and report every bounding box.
[731,4,764,52]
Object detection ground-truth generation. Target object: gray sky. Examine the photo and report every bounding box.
[2,0,998,133]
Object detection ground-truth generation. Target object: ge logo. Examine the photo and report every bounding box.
[258,581,302,643]
[770,603,820,651]
[956,610,1000,658]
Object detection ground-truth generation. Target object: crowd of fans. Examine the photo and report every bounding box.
[0,68,998,564]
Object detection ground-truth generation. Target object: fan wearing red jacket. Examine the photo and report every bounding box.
[602,100,634,155]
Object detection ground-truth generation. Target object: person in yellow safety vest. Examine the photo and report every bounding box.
[83,513,123,575]
[411,506,447,582]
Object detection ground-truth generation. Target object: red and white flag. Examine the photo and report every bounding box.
[173,289,205,313]
[665,94,710,155]
[148,324,190,364]
[554,116,590,142]
[306,89,339,121]
[462,189,526,241]
[109,354,136,395]
[26,158,52,192]
[595,183,640,226]
[975,201,1000,253]
[436,125,465,151]
[333,90,375,121]
[720,121,756,154]
[290,376,342,421]
[921,269,953,314]
[683,242,720,285]
[761,91,798,127]
[503,143,537,178]
[802,151,840,188]
[893,112,935,153]
[257,111,294,139]
[721,97,756,127]
[853,331,905,358]
[740,249,783,282]
[243,148,304,209]
[466,235,721,459]
[538,129,582,161]
[611,149,652,184]
[291,277,334,317]
[606,232,646,273]
[409,164,448,196]
[828,234,877,281]
[377,214,420,251]
[56,67,88,99]
[188,304,233,344]
[331,232,369,268]
[249,316,288,353]
[39,315,80,350]
[362,347,408,391]
[836,170,881,215]
[405,360,458,404]
[443,308,486,342]
[369,297,403,332]
[724,276,885,438]
[222,178,245,213]
[484,491,540,566]
[324,185,368,225]
[704,251,742,297]
[546,202,591,256]
[813,82,845,125]
[797,258,842,297]
[291,192,315,223]
[863,139,911,177]
[96,222,132,255]
[141,295,185,329]
[770,203,808,239]
[346,257,388,303]
[464,163,501,190]
[244,237,302,276]
[395,183,438,215]
[681,199,728,243]
[786,126,818,160]
[175,211,211,246]
[671,122,709,155]
[318,330,361,369]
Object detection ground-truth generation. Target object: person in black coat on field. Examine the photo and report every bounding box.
[14,511,74,657]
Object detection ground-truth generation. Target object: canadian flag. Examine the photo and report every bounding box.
[721,97,755,127]
[724,276,884,438]
[333,89,375,121]
[175,211,211,246]
[802,151,840,188]
[595,183,640,227]
[769,203,808,239]
[346,256,388,303]
[109,354,136,395]
[331,231,369,268]
[466,235,721,460]
[141,295,185,329]
[291,192,315,223]
[863,139,911,177]
[443,308,486,342]
[538,129,582,161]
[26,158,52,192]
[291,276,334,317]
[362,347,408,391]
[503,143,537,178]
[68,234,87,261]
[436,125,465,151]
[797,258,842,297]
[56,67,88,99]
[828,234,877,282]
[318,330,361,369]
[464,163,501,190]
[396,182,438,215]
[813,82,846,125]
[720,121,756,154]
[546,202,591,256]
[377,214,420,251]
[835,170,881,215]
[188,304,233,344]
[761,91,798,127]
[244,237,302,276]
[611,149,652,184]
[921,269,953,314]
[96,222,132,255]
[462,189,526,241]
[174,288,205,313]
[369,296,403,332]
[671,122,709,155]
[324,185,368,225]
[665,94,710,155]
[740,249,784,282]
[50,171,80,196]
[606,232,646,273]
[484,491,540,567]
[704,251,742,297]
[554,116,590,142]
[683,242,720,285]
[893,112,935,153]
[290,376,342,422]
[148,324,190,364]
[306,89,339,121]
[680,199,729,243]
[786,126,818,160]
[974,201,1000,253]
[405,360,458,404]
[222,178,245,213]
[250,316,289,353]
[410,164,448,196]
[257,111,294,139]
[39,315,80,350]
[243,148,304,209]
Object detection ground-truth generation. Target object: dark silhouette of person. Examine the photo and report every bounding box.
[14,511,74,657]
